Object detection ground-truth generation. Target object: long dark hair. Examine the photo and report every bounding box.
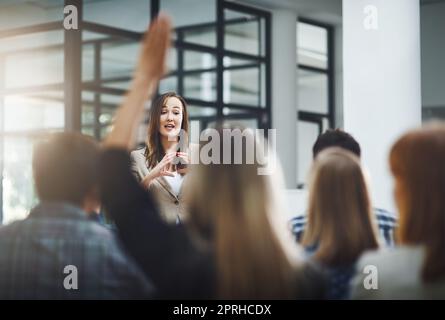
[145,92,189,169]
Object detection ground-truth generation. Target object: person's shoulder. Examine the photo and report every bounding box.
[295,261,328,299]
[357,246,422,272]
[288,213,307,229]
[362,243,407,259]
[86,219,114,235]
[130,147,148,167]
[0,214,55,239]
[352,246,426,299]
[130,146,146,158]
[351,248,396,299]
[81,220,155,296]
[289,213,307,223]
[373,207,397,222]
[0,220,24,238]
[80,221,141,262]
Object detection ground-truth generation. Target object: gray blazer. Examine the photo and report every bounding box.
[130,147,189,224]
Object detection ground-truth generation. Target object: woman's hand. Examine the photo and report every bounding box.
[142,152,176,189]
[176,152,190,175]
[152,152,177,178]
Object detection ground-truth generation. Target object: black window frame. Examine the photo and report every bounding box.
[0,0,272,223]
[297,17,335,187]
[155,0,271,131]
[297,17,335,131]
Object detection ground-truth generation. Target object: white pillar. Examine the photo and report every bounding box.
[343,0,421,212]
[272,9,298,188]
[334,25,344,128]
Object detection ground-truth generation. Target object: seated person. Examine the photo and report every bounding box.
[302,147,379,299]
[99,14,327,299]
[289,129,397,246]
[0,133,154,299]
[351,125,445,299]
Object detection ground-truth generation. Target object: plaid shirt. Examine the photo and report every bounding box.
[289,208,398,247]
[0,202,154,299]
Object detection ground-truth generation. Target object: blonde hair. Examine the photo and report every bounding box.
[302,147,379,267]
[184,124,302,299]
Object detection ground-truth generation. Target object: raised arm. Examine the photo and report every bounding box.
[104,13,171,150]
[99,14,197,298]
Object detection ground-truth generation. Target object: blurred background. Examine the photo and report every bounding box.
[0,0,443,223]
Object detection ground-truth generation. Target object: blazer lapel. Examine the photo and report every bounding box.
[177,174,187,200]
[157,176,178,200]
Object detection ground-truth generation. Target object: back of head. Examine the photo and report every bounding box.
[313,129,361,159]
[303,147,378,267]
[33,132,100,207]
[389,124,445,282]
[185,123,301,299]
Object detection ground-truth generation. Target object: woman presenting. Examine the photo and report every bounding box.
[130,92,191,224]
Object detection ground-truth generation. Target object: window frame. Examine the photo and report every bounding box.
[0,0,272,223]
[297,17,335,186]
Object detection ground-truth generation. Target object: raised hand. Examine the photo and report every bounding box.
[104,13,172,150]
[135,13,172,84]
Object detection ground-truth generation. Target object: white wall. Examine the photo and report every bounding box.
[334,24,343,128]
[0,1,63,30]
[420,1,445,108]
[271,9,298,188]
[343,0,421,212]
[239,0,343,189]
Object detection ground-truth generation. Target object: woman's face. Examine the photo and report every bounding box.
[159,96,184,139]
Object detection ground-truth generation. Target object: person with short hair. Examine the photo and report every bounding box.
[289,129,397,246]
[0,130,153,299]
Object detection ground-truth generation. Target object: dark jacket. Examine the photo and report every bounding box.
[99,149,326,299]
[0,201,154,299]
